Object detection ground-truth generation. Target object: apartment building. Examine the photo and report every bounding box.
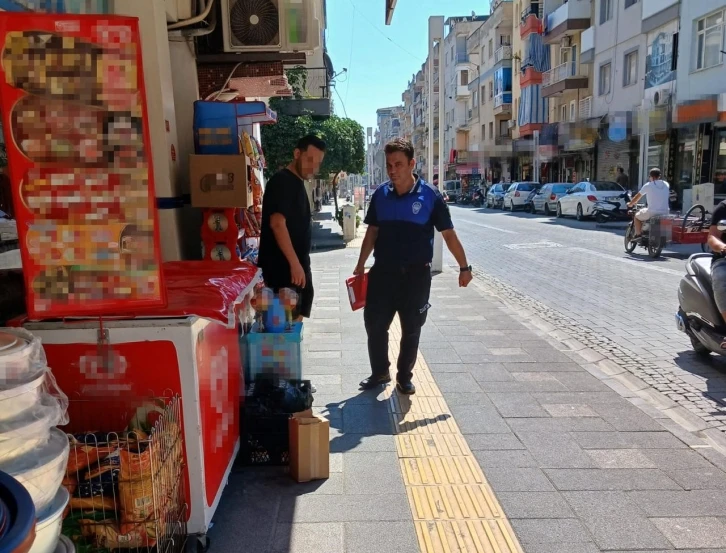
[421,43,441,182]
[512,0,550,181]
[369,106,404,185]
[672,0,726,203]
[442,15,489,180]
[467,0,516,184]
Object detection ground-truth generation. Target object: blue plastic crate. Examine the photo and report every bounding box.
[245,322,303,383]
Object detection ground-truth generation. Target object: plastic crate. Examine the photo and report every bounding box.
[245,322,303,383]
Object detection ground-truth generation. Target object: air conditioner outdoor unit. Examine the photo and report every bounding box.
[653,88,672,107]
[508,119,516,128]
[221,0,321,53]
[166,0,194,23]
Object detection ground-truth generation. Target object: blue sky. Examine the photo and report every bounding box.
[325,0,491,132]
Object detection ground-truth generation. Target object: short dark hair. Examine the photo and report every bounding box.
[384,138,414,162]
[649,167,662,179]
[296,134,326,152]
[617,166,624,173]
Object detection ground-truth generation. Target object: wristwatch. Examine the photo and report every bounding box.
[460,265,472,273]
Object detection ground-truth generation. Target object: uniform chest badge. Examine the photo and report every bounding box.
[412,201,422,214]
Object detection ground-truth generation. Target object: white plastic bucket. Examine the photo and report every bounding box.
[0,371,45,422]
[29,486,70,553]
[54,535,75,553]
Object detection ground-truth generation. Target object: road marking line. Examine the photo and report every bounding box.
[456,220,519,234]
[568,247,684,276]
[388,319,525,553]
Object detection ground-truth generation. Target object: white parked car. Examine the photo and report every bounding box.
[556,180,626,221]
[503,182,540,211]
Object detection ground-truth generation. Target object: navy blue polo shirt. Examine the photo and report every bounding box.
[364,176,454,266]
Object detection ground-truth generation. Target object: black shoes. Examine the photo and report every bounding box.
[396,380,416,395]
[359,374,392,389]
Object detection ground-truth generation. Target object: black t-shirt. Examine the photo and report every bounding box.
[712,201,726,258]
[258,168,311,273]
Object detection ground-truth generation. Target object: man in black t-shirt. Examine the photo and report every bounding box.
[258,135,326,319]
[707,201,726,318]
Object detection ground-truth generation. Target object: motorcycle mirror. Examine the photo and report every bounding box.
[717,223,726,232]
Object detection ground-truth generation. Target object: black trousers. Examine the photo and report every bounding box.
[363,263,432,383]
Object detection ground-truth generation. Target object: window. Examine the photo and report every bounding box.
[489,81,493,99]
[599,62,612,95]
[481,85,486,103]
[599,0,613,24]
[625,0,638,8]
[695,10,724,70]
[569,100,576,122]
[671,32,679,71]
[624,50,638,86]
[560,104,567,121]
[500,34,511,46]
[473,90,479,107]
[460,70,469,85]
[489,122,494,138]
[482,124,486,139]
[489,39,493,58]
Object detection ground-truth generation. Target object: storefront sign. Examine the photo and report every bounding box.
[675,97,718,125]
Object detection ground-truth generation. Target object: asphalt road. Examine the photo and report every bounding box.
[443,203,726,430]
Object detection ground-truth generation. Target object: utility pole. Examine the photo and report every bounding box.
[429,16,445,273]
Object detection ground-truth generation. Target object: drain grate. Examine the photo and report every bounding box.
[467,266,726,432]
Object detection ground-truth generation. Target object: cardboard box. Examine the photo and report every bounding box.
[189,154,250,208]
[289,411,330,483]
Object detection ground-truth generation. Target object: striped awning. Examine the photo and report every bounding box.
[518,84,548,127]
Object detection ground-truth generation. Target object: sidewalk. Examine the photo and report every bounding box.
[210,210,726,553]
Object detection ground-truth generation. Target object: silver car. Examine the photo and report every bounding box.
[531,183,574,215]
[486,183,511,209]
[503,182,540,211]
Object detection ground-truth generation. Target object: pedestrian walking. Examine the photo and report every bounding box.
[258,134,326,320]
[353,138,473,395]
[616,166,630,191]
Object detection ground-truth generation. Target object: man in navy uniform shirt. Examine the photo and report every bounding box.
[353,138,472,395]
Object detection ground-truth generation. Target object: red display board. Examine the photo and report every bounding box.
[0,14,166,318]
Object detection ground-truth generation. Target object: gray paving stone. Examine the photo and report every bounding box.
[468,363,517,382]
[329,432,397,453]
[508,417,614,433]
[665,467,726,490]
[569,431,688,450]
[562,490,644,518]
[341,404,392,434]
[448,403,511,434]
[431,372,481,392]
[343,452,404,495]
[482,467,556,492]
[510,518,592,544]
[504,362,583,372]
[488,392,551,418]
[344,522,419,553]
[582,516,671,550]
[438,392,496,407]
[517,545,600,553]
[465,433,526,450]
[544,468,681,491]
[497,491,575,518]
[450,342,492,356]
[542,404,598,417]
[651,517,726,549]
[530,391,624,404]
[585,449,657,469]
[627,489,726,516]
[272,523,344,553]
[277,494,412,523]
[516,432,595,469]
[590,402,668,431]
[521,346,576,363]
[419,347,462,363]
[473,449,539,469]
[643,448,717,470]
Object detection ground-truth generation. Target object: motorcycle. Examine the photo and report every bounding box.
[472,188,485,207]
[457,191,473,205]
[623,206,671,259]
[592,191,631,223]
[677,223,726,357]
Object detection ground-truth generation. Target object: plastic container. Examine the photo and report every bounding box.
[0,470,36,553]
[245,322,303,383]
[0,372,46,422]
[53,535,75,553]
[0,395,65,463]
[346,273,368,311]
[28,486,69,553]
[0,329,46,385]
[0,428,70,514]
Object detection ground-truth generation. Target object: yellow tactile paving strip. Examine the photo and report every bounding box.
[388,320,524,553]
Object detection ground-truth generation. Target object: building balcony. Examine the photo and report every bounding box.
[520,66,543,87]
[544,0,591,45]
[494,45,513,66]
[494,92,513,115]
[456,84,471,99]
[519,122,544,137]
[456,150,470,163]
[495,134,513,146]
[581,26,595,64]
[520,2,542,39]
[542,62,589,97]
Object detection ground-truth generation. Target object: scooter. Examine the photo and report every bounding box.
[592,191,631,223]
[677,223,726,357]
[623,206,671,259]
[472,189,485,207]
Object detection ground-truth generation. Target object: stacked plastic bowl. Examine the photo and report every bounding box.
[0,329,70,553]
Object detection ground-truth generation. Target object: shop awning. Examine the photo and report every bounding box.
[456,163,479,175]
[385,0,397,25]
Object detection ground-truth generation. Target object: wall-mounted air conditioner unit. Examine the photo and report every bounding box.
[166,0,194,23]
[653,87,672,107]
[221,0,321,53]
[508,119,516,128]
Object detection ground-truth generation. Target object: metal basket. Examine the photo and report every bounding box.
[61,395,187,553]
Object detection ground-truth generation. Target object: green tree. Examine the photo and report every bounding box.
[261,100,365,219]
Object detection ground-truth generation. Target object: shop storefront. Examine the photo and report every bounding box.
[558,120,598,183]
[596,113,639,185]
